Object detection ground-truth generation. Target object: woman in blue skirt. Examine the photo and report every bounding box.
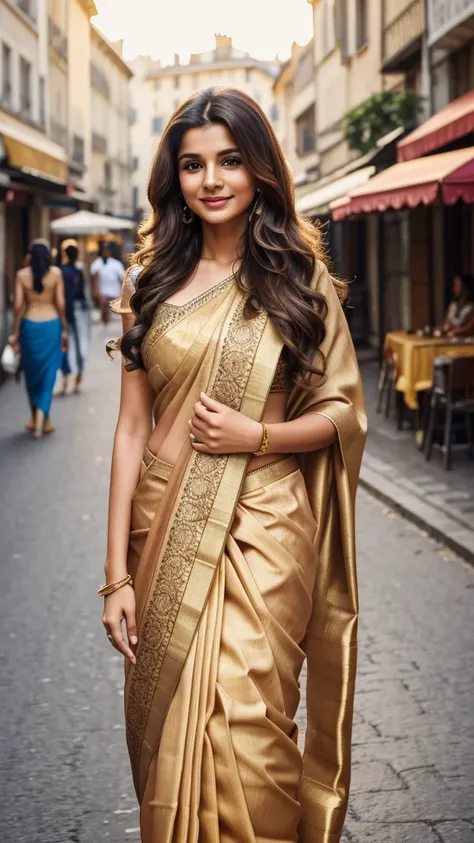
[9,240,68,439]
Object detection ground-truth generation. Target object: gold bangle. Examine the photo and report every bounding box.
[253,422,269,456]
[97,574,133,597]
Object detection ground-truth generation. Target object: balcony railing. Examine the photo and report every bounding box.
[17,0,36,21]
[382,0,425,71]
[50,119,67,148]
[92,131,107,153]
[428,0,474,47]
[48,17,68,62]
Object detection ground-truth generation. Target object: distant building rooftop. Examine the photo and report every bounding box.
[145,34,280,81]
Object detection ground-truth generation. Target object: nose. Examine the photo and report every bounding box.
[203,163,223,192]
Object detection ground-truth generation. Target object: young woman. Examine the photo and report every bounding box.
[443,273,474,337]
[60,244,91,394]
[9,240,67,438]
[101,88,366,843]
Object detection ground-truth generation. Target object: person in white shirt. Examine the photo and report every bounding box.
[90,243,125,325]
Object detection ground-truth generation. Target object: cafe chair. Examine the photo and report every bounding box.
[423,355,474,470]
[376,349,406,429]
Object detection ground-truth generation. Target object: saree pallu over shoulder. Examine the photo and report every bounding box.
[125,288,285,800]
[288,263,367,842]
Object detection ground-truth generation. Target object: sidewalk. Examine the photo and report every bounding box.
[359,359,474,564]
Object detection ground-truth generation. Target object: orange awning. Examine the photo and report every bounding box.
[3,135,67,182]
[397,91,474,162]
[330,147,474,221]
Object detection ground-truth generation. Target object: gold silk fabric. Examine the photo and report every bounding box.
[110,262,367,843]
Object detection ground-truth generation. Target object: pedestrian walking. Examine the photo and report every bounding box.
[100,88,366,843]
[59,244,91,395]
[9,239,68,439]
[90,242,125,326]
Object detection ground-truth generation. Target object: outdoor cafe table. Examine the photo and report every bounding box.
[384,331,474,410]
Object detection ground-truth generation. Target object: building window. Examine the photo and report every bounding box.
[355,0,368,50]
[132,185,139,210]
[296,105,316,156]
[19,55,32,118]
[174,75,180,89]
[173,98,180,111]
[321,0,336,58]
[131,155,139,171]
[104,161,112,192]
[154,80,160,91]
[72,134,85,168]
[1,43,12,108]
[129,106,137,124]
[39,75,45,127]
[152,116,163,133]
[245,68,252,82]
[270,103,279,123]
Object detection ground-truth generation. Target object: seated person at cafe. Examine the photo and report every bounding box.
[443,273,474,337]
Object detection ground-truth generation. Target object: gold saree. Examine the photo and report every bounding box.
[112,261,367,843]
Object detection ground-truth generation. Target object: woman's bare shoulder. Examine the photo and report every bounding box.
[16,267,31,286]
[49,266,63,283]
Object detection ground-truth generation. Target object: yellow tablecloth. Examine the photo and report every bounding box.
[384,331,474,410]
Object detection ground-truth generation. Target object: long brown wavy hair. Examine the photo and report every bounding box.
[121,87,347,384]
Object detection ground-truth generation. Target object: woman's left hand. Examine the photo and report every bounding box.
[189,392,263,455]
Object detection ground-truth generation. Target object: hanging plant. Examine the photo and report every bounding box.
[343,90,424,156]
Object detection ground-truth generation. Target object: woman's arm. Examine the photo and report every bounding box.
[189,392,336,455]
[443,302,455,331]
[450,311,474,337]
[102,316,155,663]
[9,273,25,351]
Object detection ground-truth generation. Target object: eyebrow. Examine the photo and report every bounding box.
[178,147,240,162]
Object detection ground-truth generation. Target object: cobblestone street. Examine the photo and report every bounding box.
[0,325,473,843]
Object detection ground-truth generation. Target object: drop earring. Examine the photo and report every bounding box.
[182,204,194,225]
[249,189,262,223]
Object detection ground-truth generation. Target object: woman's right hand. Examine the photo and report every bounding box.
[8,334,19,354]
[102,584,137,664]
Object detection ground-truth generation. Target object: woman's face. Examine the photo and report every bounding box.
[453,276,464,299]
[178,123,256,226]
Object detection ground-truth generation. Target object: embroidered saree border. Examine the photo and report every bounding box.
[141,275,236,363]
[127,296,284,799]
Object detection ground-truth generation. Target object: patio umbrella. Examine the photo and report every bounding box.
[50,210,136,235]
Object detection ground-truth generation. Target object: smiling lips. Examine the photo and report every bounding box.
[200,197,232,209]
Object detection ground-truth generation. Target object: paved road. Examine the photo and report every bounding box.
[0,324,472,843]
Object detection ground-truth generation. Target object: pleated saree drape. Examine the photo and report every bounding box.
[110,261,367,843]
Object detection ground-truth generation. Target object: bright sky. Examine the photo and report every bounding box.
[92,0,313,64]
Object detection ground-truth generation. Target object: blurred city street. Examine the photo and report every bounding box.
[0,324,473,843]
